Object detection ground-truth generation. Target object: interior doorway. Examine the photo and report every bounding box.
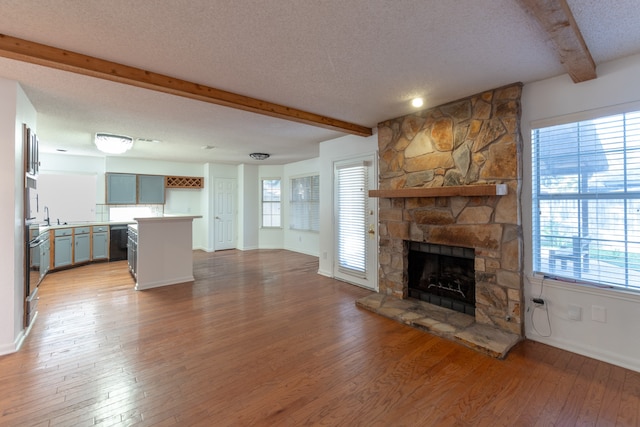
[214,178,237,251]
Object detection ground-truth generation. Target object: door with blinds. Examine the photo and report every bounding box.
[333,157,378,290]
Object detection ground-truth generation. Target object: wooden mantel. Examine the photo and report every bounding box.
[369,184,507,198]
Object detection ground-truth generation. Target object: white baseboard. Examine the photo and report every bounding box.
[317,268,333,278]
[527,333,640,373]
[135,276,195,291]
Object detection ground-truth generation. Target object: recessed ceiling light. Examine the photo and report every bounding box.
[136,138,162,144]
[411,98,424,108]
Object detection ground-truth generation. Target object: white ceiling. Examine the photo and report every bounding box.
[1,0,640,165]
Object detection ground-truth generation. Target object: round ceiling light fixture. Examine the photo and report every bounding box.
[249,152,270,160]
[95,133,133,154]
[411,97,424,108]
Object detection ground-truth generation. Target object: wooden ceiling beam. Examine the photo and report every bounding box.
[517,0,596,83]
[0,34,372,137]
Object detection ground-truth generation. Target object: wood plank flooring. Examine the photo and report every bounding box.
[1,249,639,426]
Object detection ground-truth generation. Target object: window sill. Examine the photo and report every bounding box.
[527,274,640,303]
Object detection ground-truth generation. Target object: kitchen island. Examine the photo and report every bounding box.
[131,215,201,290]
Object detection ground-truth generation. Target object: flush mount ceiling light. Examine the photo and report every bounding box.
[249,152,270,160]
[411,97,424,108]
[95,133,133,154]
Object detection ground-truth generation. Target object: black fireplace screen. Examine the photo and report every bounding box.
[407,242,475,315]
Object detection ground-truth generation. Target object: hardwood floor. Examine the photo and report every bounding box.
[2,249,639,426]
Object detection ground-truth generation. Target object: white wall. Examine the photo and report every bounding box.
[36,173,97,223]
[0,79,36,355]
[318,132,378,277]
[40,153,105,202]
[521,52,640,372]
[283,158,320,257]
[237,164,259,250]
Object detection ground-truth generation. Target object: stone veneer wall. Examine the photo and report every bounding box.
[377,83,524,336]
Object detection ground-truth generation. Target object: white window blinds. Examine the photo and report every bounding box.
[290,175,319,232]
[532,111,640,291]
[336,164,368,276]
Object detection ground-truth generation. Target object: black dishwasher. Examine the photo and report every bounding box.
[110,225,129,261]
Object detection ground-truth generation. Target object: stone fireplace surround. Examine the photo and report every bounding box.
[356,83,524,357]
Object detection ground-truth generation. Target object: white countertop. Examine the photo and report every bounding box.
[38,220,134,233]
[133,215,202,222]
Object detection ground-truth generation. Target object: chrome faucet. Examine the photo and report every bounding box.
[44,206,50,226]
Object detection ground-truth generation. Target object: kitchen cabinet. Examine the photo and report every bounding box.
[53,229,73,268]
[127,225,137,279]
[39,234,50,281]
[106,173,137,204]
[131,216,200,290]
[137,175,165,204]
[92,225,109,260]
[74,227,91,264]
[106,173,166,204]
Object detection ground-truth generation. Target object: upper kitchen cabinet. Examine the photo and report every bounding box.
[137,175,165,204]
[106,173,166,204]
[106,173,137,204]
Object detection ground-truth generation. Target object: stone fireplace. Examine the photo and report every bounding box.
[358,83,524,353]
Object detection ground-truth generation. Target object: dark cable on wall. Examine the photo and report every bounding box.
[531,276,551,337]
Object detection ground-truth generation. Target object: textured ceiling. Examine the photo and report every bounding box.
[0,0,639,164]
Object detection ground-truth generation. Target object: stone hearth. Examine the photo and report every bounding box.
[356,294,520,358]
[362,83,524,356]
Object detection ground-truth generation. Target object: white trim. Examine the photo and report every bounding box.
[135,276,195,291]
[527,334,640,373]
[528,274,640,303]
[531,99,640,129]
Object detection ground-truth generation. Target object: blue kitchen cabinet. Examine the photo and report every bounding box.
[74,227,91,263]
[53,228,73,268]
[106,173,137,204]
[92,225,109,260]
[137,175,165,204]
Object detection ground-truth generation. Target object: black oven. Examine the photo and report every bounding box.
[25,223,41,326]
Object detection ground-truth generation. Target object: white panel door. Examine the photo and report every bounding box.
[214,178,237,250]
[333,156,378,290]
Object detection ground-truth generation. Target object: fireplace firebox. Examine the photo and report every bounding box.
[407,241,475,315]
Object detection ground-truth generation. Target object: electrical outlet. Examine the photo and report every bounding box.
[568,304,582,321]
[591,305,607,323]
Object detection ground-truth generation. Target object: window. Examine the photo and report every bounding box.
[532,110,640,291]
[261,179,281,227]
[290,175,319,232]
